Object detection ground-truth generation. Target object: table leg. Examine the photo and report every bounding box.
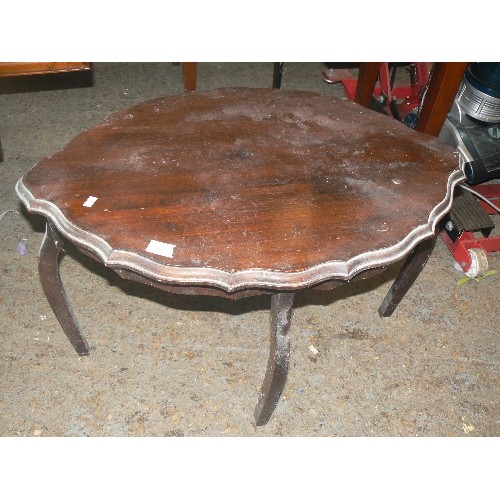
[39,221,90,356]
[378,236,436,317]
[255,292,294,426]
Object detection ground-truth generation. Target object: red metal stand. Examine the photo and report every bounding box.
[323,63,430,122]
[440,185,500,276]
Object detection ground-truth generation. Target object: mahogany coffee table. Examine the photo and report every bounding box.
[16,88,463,426]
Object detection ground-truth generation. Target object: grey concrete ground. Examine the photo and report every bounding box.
[0,63,498,437]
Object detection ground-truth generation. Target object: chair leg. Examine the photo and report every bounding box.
[38,221,90,356]
[355,62,381,108]
[272,62,284,89]
[378,236,437,317]
[183,63,197,92]
[415,62,468,137]
[254,292,294,426]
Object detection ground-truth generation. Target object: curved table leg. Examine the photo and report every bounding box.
[378,236,437,317]
[255,292,294,426]
[39,221,90,356]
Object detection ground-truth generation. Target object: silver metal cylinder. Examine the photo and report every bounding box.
[456,77,500,123]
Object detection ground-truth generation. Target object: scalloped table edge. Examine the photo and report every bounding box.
[15,168,465,292]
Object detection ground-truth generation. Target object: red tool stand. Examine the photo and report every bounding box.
[323,63,429,126]
[440,184,500,277]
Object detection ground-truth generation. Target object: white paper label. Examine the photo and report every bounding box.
[308,345,319,355]
[146,240,175,258]
[83,196,98,207]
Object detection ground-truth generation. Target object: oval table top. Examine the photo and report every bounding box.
[16,88,464,291]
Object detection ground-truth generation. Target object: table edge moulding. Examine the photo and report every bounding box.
[15,170,464,291]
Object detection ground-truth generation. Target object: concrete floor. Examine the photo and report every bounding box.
[0,63,498,437]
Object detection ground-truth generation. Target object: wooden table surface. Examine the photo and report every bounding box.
[16,88,463,292]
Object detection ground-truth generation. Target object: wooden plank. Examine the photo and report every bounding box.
[0,62,91,77]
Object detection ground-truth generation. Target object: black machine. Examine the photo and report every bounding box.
[440,62,500,184]
[438,63,500,277]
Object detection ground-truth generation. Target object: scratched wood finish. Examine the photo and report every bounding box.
[17,88,463,292]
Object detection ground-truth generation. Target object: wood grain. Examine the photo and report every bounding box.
[16,88,464,291]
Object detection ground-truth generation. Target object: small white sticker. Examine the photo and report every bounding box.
[83,196,98,207]
[146,240,175,258]
[308,345,319,356]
